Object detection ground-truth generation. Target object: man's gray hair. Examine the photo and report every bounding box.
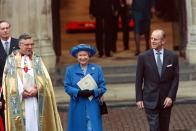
[153,29,166,39]
[18,33,32,45]
[0,20,11,27]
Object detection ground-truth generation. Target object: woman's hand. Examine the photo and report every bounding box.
[29,87,38,97]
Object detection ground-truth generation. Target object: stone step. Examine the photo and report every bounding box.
[105,69,196,84]
[102,59,195,74]
[51,59,196,86]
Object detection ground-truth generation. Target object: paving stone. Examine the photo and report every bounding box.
[59,104,196,131]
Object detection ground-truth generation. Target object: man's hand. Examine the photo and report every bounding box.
[22,90,31,98]
[163,97,173,108]
[136,101,144,109]
[22,86,38,98]
[29,87,38,97]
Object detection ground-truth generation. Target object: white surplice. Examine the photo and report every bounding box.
[17,55,38,131]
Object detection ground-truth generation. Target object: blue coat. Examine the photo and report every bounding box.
[64,63,107,131]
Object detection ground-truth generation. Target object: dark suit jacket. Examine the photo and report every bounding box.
[89,0,120,18]
[0,37,19,85]
[135,49,179,109]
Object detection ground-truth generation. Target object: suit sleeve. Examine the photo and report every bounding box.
[168,54,179,101]
[135,55,144,102]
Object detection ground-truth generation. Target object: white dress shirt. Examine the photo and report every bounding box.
[153,48,164,64]
[1,37,11,52]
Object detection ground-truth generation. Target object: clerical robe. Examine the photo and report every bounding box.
[2,51,63,131]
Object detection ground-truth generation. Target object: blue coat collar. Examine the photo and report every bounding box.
[75,63,96,75]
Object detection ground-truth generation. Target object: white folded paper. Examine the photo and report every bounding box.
[77,74,98,100]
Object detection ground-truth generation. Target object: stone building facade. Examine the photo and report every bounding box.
[0,0,56,72]
[1,0,196,72]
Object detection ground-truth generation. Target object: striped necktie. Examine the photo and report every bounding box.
[5,41,9,55]
[156,52,162,76]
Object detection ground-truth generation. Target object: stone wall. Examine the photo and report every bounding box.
[186,0,196,64]
[0,0,56,72]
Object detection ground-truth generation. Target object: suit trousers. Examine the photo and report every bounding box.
[95,16,113,56]
[119,6,130,49]
[145,106,172,131]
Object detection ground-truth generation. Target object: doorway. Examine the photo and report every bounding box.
[56,0,187,65]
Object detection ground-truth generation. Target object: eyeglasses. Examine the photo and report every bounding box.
[23,43,34,46]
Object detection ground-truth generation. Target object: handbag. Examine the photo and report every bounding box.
[99,97,108,115]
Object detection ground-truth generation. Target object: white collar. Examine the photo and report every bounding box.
[153,48,164,55]
[1,37,11,44]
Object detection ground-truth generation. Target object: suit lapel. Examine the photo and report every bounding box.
[0,40,7,55]
[0,38,16,55]
[9,38,17,54]
[161,49,170,77]
[9,38,14,54]
[148,49,160,78]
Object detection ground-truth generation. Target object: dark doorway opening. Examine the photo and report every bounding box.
[54,0,188,65]
[156,0,187,58]
[52,0,61,62]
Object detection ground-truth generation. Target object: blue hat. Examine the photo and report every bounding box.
[70,44,96,57]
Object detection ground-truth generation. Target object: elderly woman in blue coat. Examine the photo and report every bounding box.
[64,44,107,131]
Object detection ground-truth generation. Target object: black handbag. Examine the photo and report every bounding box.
[99,97,108,115]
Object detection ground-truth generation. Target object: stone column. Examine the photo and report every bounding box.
[0,0,56,72]
[186,0,196,64]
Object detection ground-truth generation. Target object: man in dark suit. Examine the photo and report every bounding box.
[117,0,132,50]
[89,0,119,57]
[135,29,179,131]
[0,20,19,130]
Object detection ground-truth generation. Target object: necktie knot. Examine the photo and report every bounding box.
[156,52,161,55]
